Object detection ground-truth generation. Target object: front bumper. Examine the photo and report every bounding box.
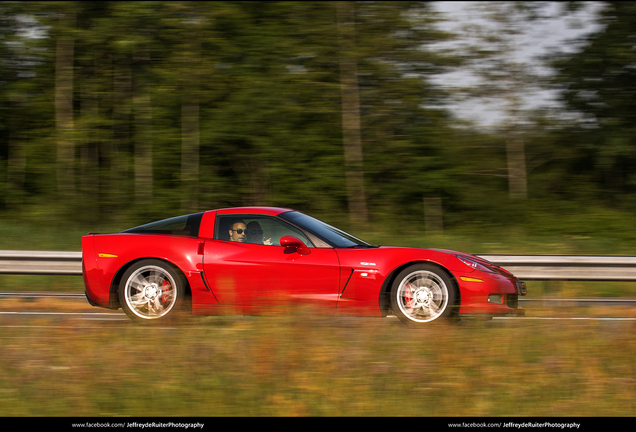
[456,271,526,316]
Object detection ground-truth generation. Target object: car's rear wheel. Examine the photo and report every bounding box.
[390,264,457,324]
[119,259,186,323]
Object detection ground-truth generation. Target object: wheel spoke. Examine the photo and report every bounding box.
[149,297,163,315]
[148,270,159,286]
[130,274,148,292]
[413,274,431,289]
[129,294,147,310]
[422,301,440,316]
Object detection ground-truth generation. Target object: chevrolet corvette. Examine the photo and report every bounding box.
[82,207,526,324]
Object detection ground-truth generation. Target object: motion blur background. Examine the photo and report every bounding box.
[0,1,634,249]
[1,2,635,419]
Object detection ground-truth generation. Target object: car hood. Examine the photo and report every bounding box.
[428,248,492,263]
[427,248,512,275]
[337,246,511,276]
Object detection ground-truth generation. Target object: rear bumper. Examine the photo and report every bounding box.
[85,291,111,310]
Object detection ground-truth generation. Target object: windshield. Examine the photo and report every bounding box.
[280,211,372,248]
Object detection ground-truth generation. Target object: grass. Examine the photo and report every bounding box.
[0,309,634,417]
[0,220,91,251]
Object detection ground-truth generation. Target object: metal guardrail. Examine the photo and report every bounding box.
[0,250,82,275]
[1,250,636,281]
[478,255,636,281]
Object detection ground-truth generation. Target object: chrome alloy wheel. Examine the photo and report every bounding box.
[395,270,449,323]
[123,265,178,320]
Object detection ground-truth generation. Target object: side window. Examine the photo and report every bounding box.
[215,215,313,247]
[122,213,203,237]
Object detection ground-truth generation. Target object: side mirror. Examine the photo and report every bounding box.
[280,236,311,256]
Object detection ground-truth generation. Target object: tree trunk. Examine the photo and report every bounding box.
[133,92,153,207]
[109,60,132,212]
[6,93,25,208]
[79,55,100,216]
[423,197,443,234]
[181,98,200,212]
[133,46,153,207]
[6,135,26,207]
[506,134,527,200]
[336,1,368,224]
[55,12,76,197]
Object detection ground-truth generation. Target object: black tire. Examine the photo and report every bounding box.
[390,263,457,324]
[118,259,187,323]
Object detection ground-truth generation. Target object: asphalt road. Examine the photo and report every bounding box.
[0,292,634,324]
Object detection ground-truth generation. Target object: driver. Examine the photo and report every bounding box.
[228,220,247,242]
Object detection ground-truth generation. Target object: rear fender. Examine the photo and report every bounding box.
[108,258,192,310]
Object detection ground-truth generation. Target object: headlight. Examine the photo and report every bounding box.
[457,256,496,273]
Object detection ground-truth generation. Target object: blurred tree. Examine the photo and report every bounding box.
[194,1,458,223]
[336,1,368,223]
[54,7,76,199]
[446,1,552,200]
[352,2,458,219]
[0,6,23,209]
[551,1,636,205]
[0,2,85,215]
[154,2,217,213]
[0,1,462,227]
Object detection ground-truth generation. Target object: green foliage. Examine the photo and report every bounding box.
[0,1,462,226]
[550,2,636,204]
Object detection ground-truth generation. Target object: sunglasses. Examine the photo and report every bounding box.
[232,229,263,235]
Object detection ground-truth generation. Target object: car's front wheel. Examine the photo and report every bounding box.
[119,259,186,323]
[390,264,457,324]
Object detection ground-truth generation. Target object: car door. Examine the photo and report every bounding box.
[202,214,340,310]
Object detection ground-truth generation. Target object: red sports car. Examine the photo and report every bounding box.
[82,207,526,324]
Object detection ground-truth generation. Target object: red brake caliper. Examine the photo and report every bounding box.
[404,283,414,308]
[162,279,171,303]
